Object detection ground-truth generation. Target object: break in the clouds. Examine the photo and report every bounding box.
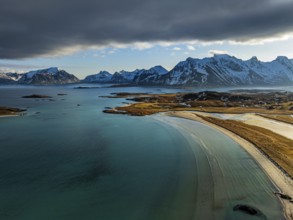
[1,0,293,59]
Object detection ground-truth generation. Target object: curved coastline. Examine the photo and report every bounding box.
[164,111,293,220]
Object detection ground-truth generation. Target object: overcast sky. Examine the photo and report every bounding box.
[1,0,293,78]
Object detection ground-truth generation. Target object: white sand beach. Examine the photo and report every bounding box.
[208,113,293,140]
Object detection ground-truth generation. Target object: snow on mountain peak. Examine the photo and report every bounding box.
[246,56,261,67]
[98,71,111,75]
[80,55,293,86]
[149,65,168,75]
[26,67,59,78]
[275,56,292,66]
[213,53,233,60]
[83,70,112,83]
[276,56,289,61]
[186,57,197,62]
[250,56,259,62]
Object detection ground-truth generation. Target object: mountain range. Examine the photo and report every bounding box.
[0,67,79,85]
[1,54,293,86]
[83,65,168,84]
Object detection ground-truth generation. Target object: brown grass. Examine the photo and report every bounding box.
[104,102,293,116]
[103,91,293,116]
[196,115,293,179]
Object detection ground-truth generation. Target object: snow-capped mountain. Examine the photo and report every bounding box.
[83,71,112,83]
[245,56,293,84]
[25,67,59,79]
[82,65,168,84]
[1,55,293,86]
[158,55,293,86]
[18,67,79,84]
[133,66,168,84]
[82,55,293,87]
[0,73,15,84]
[0,72,23,84]
[111,69,145,83]
[149,65,169,75]
[6,72,24,81]
[158,54,266,86]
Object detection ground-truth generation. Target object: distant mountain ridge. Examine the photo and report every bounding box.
[0,67,79,85]
[83,65,168,84]
[82,55,293,87]
[1,55,293,86]
[162,55,293,86]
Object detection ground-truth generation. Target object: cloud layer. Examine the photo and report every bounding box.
[1,0,293,58]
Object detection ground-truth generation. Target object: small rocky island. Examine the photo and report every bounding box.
[0,106,26,116]
[22,94,52,98]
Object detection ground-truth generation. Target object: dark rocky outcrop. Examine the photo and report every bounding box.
[22,94,52,98]
[233,204,266,219]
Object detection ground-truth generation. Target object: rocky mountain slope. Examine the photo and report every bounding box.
[83,55,293,87]
[0,72,23,84]
[0,67,79,85]
[159,54,293,86]
[1,55,293,86]
[83,66,168,84]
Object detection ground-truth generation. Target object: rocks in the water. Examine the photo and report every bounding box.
[74,86,100,89]
[233,204,266,219]
[274,192,292,201]
[22,94,52,98]
[57,93,67,96]
[233,204,257,215]
[279,194,292,200]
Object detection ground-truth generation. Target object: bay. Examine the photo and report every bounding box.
[0,85,285,219]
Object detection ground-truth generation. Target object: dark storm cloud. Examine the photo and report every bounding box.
[1,0,293,58]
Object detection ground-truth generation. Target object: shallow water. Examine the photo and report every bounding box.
[0,85,286,219]
[156,116,284,219]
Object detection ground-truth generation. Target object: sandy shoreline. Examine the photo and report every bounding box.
[165,111,293,220]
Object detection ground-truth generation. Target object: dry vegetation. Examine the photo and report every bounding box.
[103,91,293,116]
[196,114,293,179]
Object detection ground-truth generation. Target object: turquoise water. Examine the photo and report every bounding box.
[0,85,285,219]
